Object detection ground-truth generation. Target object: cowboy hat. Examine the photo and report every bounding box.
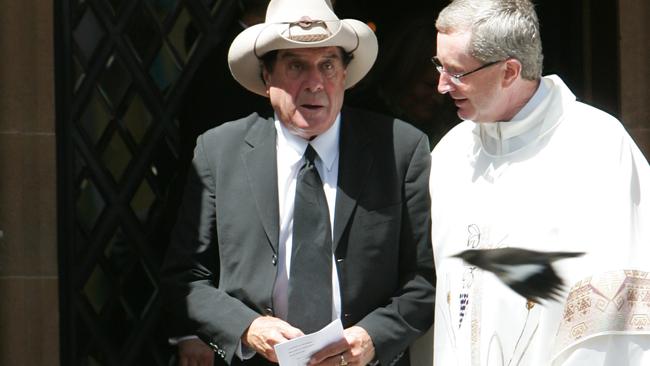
[228,0,378,96]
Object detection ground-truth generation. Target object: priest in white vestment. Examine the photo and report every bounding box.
[428,0,650,365]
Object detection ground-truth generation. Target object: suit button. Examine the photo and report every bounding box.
[208,342,218,351]
[264,307,274,316]
[272,254,278,265]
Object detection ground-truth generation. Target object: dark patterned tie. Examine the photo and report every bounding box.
[287,144,333,334]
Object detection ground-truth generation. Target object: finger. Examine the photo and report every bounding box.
[321,352,348,366]
[266,351,279,363]
[280,324,305,340]
[258,345,280,364]
[200,352,214,366]
[336,352,350,366]
[309,339,349,364]
[179,355,188,366]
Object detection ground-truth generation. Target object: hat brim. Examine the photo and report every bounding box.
[228,19,378,96]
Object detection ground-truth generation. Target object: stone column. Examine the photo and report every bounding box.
[620,0,650,159]
[0,0,59,365]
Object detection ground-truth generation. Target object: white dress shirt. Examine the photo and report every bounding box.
[273,114,341,323]
[235,115,342,360]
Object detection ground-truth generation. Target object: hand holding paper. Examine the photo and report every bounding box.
[274,319,345,366]
[309,326,377,366]
[242,316,304,363]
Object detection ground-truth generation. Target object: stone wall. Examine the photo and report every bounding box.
[0,0,59,365]
[620,0,650,158]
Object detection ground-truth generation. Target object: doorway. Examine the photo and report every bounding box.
[55,1,618,365]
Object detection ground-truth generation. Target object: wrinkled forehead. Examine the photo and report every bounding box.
[276,46,344,60]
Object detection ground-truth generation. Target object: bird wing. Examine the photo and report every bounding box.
[492,263,545,284]
[508,264,565,303]
[482,248,584,265]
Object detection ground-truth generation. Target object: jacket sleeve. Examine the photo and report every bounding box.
[160,134,259,364]
[357,133,435,365]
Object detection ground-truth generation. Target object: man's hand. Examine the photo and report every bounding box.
[177,338,214,366]
[308,326,375,366]
[242,316,304,362]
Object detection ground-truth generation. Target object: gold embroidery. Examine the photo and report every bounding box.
[553,270,650,358]
[526,300,535,310]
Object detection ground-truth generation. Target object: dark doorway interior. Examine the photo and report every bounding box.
[336,0,620,117]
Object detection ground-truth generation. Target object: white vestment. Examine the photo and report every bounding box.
[429,75,650,366]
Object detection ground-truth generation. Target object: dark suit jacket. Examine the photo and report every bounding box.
[162,107,435,365]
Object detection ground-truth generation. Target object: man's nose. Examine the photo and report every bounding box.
[437,72,455,95]
[304,67,325,92]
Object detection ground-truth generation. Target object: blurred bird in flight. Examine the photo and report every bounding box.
[453,248,584,303]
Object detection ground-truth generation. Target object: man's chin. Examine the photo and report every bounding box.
[456,109,474,121]
[291,114,334,136]
[286,121,322,140]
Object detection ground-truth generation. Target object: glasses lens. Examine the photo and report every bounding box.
[431,57,460,84]
[431,57,445,77]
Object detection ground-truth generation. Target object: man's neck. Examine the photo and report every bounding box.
[500,78,541,122]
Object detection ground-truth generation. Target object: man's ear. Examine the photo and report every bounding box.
[502,58,521,88]
[262,68,270,86]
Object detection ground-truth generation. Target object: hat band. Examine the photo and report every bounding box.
[253,19,346,58]
[283,18,332,42]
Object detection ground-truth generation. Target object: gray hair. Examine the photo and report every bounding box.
[436,0,543,80]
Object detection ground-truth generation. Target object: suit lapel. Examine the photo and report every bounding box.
[239,111,374,253]
[333,108,373,251]
[242,117,280,253]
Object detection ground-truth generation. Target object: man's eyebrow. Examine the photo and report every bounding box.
[322,53,342,60]
[278,50,342,60]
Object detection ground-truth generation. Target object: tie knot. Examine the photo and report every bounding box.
[304,144,318,164]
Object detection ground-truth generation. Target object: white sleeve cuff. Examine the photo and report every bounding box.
[168,335,199,345]
[236,340,257,360]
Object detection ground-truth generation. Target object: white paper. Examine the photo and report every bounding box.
[274,319,345,366]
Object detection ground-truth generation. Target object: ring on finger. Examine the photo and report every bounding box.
[339,354,348,366]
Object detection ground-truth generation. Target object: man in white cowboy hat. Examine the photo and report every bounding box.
[161,0,435,365]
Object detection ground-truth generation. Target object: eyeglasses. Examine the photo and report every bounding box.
[431,56,504,85]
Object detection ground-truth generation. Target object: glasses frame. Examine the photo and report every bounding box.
[431,57,505,85]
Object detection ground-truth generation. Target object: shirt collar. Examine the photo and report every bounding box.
[474,76,566,156]
[274,114,341,171]
[510,78,550,122]
[477,78,551,141]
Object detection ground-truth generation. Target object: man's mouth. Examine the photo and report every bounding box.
[300,104,323,110]
[452,98,467,107]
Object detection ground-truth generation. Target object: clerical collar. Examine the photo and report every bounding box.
[476,76,566,157]
[510,78,550,122]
